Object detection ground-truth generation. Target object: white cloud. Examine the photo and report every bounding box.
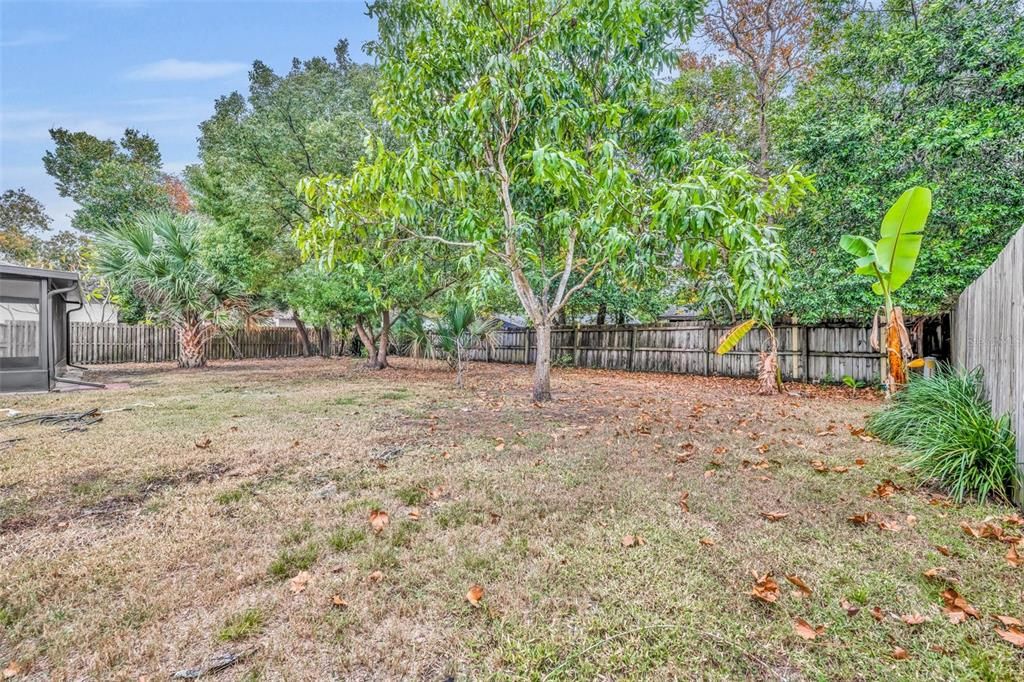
[124,59,246,82]
[0,30,67,48]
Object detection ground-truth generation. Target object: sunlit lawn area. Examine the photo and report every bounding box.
[2,358,1022,680]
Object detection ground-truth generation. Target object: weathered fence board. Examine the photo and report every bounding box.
[952,226,1024,502]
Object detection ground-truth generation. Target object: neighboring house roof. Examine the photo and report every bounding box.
[0,262,80,282]
[659,305,700,321]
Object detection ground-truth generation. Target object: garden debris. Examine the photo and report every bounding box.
[5,408,101,432]
[0,437,25,451]
[171,646,258,678]
[372,446,404,463]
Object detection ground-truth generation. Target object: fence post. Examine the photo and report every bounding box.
[703,322,711,376]
[573,325,581,367]
[629,326,637,371]
[523,330,530,365]
[802,326,811,383]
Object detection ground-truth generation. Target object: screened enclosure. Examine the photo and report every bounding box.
[0,263,83,393]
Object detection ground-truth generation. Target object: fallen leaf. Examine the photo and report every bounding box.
[785,574,813,598]
[703,469,715,479]
[870,606,884,622]
[992,615,1023,627]
[1007,544,1022,568]
[906,514,918,527]
[877,519,902,532]
[494,439,505,452]
[840,599,861,616]
[331,594,348,608]
[369,509,390,533]
[922,567,948,580]
[995,625,1024,647]
[1004,514,1024,527]
[831,466,849,473]
[699,537,715,547]
[750,573,780,604]
[941,588,980,623]
[2,661,23,679]
[871,480,902,499]
[194,436,212,449]
[793,617,826,640]
[407,507,422,521]
[289,571,311,594]
[621,534,646,548]
[466,584,484,607]
[935,545,951,557]
[855,458,867,467]
[901,613,928,625]
[368,570,384,583]
[760,511,789,522]
[891,647,909,660]
[848,513,875,526]
[810,460,828,473]
[678,491,690,513]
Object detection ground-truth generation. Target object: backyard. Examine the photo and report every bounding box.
[2,359,1021,680]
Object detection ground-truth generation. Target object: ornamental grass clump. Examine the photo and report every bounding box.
[868,366,1018,503]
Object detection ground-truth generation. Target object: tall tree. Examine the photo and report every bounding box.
[703,0,814,174]
[777,0,1024,322]
[298,0,810,401]
[0,188,52,263]
[189,40,378,351]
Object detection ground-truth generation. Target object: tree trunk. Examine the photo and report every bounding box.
[354,320,378,367]
[316,325,332,358]
[293,315,312,357]
[532,323,552,402]
[756,91,769,176]
[596,303,607,326]
[374,310,391,369]
[179,319,207,369]
[886,307,909,394]
[224,332,243,360]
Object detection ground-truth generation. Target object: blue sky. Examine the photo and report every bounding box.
[1,0,377,229]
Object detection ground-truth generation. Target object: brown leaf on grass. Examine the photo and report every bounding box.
[621,534,646,548]
[785,574,813,598]
[703,469,715,479]
[870,606,884,622]
[906,514,918,527]
[194,436,212,449]
[331,594,348,608]
[699,537,715,547]
[1004,514,1024,527]
[855,458,867,467]
[900,613,928,625]
[369,509,390,533]
[750,573,780,604]
[935,545,951,557]
[961,521,1004,540]
[810,460,828,473]
[760,511,789,522]
[840,599,861,616]
[941,588,980,623]
[3,661,24,679]
[427,485,446,500]
[1006,544,1022,568]
[288,571,311,594]
[922,567,948,580]
[493,439,505,452]
[871,480,902,499]
[368,570,384,583]
[877,519,902,532]
[466,584,484,608]
[891,647,909,660]
[848,513,876,526]
[793,617,826,640]
[678,491,690,513]
[407,508,422,521]
[995,626,1024,647]
[993,615,1023,627]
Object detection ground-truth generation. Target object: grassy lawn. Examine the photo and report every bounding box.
[1,358,1022,680]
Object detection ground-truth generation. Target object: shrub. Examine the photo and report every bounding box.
[868,367,1018,503]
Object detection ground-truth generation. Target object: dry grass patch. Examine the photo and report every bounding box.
[1,357,1021,680]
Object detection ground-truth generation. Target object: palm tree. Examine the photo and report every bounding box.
[434,302,500,387]
[94,211,249,368]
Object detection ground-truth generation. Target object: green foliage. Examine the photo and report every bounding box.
[93,211,249,331]
[0,187,52,263]
[328,527,366,552]
[189,40,378,322]
[715,319,756,355]
[267,543,319,579]
[778,0,1024,322]
[868,367,1019,503]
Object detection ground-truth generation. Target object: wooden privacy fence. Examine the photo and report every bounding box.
[70,323,308,364]
[471,322,884,383]
[952,226,1023,502]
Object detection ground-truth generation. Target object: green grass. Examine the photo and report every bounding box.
[396,485,428,506]
[267,543,319,579]
[214,483,254,505]
[218,608,265,641]
[328,526,366,552]
[869,367,1019,502]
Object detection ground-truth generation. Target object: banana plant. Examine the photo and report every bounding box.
[840,186,932,393]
